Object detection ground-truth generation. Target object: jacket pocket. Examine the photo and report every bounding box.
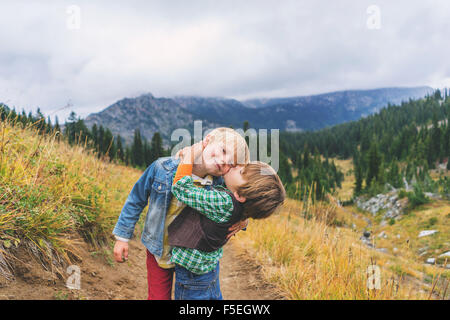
[152,180,167,194]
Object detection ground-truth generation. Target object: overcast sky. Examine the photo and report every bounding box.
[1,0,450,122]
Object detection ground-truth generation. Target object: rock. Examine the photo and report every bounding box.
[424,192,442,200]
[359,236,373,248]
[418,246,429,253]
[393,247,399,253]
[376,248,389,254]
[439,251,450,258]
[356,190,407,219]
[426,258,436,264]
[418,230,438,238]
[377,231,388,239]
[396,234,401,239]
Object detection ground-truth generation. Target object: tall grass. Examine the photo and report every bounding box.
[0,113,142,276]
[235,190,430,299]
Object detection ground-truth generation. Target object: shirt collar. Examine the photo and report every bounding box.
[192,173,213,185]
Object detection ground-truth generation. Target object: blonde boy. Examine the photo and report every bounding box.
[112,127,249,299]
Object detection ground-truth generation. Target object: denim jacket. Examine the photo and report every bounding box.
[112,156,224,258]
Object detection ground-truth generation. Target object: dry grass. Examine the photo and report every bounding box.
[0,114,142,276]
[235,194,436,299]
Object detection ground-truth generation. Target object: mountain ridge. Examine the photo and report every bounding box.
[83,86,434,145]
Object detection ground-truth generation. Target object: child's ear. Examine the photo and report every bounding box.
[233,191,246,203]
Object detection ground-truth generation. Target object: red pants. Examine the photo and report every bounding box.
[146,249,174,300]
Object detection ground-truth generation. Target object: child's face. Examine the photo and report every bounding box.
[201,140,236,176]
[223,165,247,194]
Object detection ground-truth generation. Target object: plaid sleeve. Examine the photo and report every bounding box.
[171,176,233,223]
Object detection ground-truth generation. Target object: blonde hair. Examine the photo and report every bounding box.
[207,127,250,165]
[237,161,286,220]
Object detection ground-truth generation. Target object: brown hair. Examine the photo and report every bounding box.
[237,161,286,220]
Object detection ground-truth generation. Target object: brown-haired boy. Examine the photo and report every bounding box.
[168,142,286,300]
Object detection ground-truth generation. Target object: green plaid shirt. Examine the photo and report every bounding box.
[170,175,234,274]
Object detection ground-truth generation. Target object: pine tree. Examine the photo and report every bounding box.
[303,144,310,169]
[278,153,293,185]
[143,139,151,166]
[150,132,164,164]
[387,161,402,188]
[98,125,105,157]
[116,135,124,162]
[91,124,98,150]
[54,116,61,141]
[431,112,442,164]
[64,111,78,145]
[243,120,250,132]
[366,141,381,189]
[131,129,144,167]
[354,160,363,196]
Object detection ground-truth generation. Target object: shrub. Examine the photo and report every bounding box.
[407,184,430,209]
[398,188,408,199]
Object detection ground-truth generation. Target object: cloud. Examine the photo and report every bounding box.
[0,0,449,121]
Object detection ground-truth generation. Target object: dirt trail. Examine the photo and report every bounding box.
[0,238,283,300]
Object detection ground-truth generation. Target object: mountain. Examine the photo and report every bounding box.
[83,93,223,145]
[83,86,433,145]
[241,86,434,131]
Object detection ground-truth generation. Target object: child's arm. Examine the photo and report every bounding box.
[172,149,233,223]
[113,161,156,239]
[112,161,157,262]
[172,174,233,223]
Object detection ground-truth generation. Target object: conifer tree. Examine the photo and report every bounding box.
[116,135,124,162]
[150,132,164,164]
[131,129,144,167]
[366,141,381,189]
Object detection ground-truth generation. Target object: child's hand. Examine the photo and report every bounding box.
[113,240,129,263]
[178,142,203,164]
[226,219,249,239]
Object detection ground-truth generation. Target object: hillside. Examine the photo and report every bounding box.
[0,115,142,292]
[83,86,433,144]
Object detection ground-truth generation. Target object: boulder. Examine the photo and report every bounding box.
[377,231,388,239]
[439,251,450,258]
[418,230,438,238]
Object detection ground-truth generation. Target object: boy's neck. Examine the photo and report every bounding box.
[192,163,208,178]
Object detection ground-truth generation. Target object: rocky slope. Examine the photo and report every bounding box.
[83,86,433,145]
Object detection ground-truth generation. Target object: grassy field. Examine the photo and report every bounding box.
[0,115,142,277]
[235,196,445,299]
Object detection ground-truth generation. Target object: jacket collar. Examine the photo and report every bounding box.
[162,156,180,171]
